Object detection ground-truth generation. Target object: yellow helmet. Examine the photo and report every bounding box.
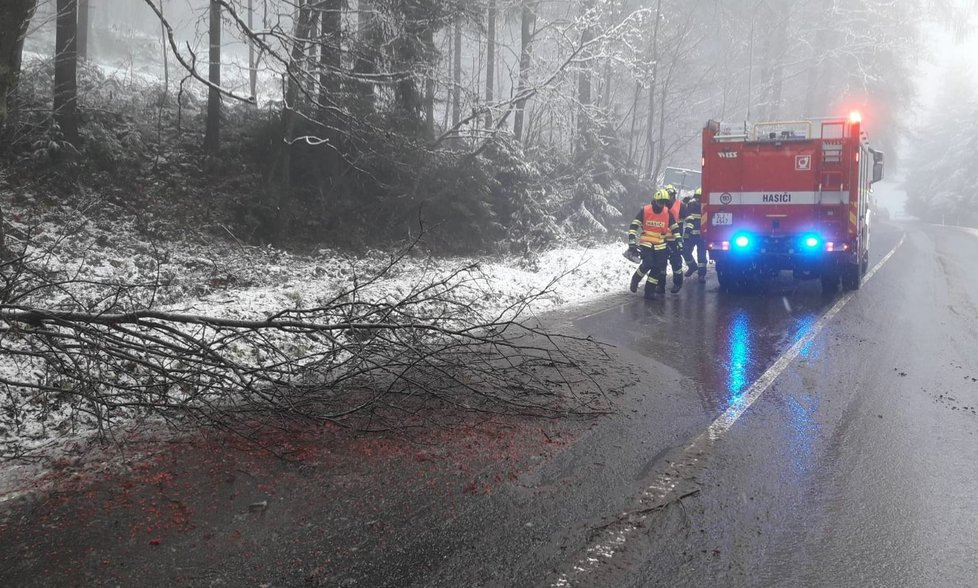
[653,188,670,202]
[665,184,677,197]
[694,187,702,196]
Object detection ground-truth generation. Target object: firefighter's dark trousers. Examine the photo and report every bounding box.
[682,235,708,276]
[634,246,669,293]
[668,242,684,286]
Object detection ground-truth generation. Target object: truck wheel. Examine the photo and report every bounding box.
[821,270,840,295]
[842,262,862,291]
[716,262,736,292]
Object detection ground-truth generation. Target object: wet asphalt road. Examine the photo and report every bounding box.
[5,220,978,587]
[371,220,978,587]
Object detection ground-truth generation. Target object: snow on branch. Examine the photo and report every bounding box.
[0,229,610,460]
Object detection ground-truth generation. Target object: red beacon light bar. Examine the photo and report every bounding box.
[849,110,862,124]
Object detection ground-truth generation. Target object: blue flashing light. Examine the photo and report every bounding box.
[800,234,822,251]
[733,234,751,249]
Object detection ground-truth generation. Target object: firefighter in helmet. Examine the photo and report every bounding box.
[664,184,686,293]
[680,187,708,282]
[627,188,683,299]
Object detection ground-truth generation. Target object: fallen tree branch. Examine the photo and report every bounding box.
[0,227,611,460]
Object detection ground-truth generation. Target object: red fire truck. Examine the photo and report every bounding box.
[701,112,884,293]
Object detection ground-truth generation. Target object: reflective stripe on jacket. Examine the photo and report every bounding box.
[682,198,702,235]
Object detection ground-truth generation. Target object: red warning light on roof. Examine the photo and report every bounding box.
[849,111,862,124]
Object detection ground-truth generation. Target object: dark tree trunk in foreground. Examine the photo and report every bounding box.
[54,0,80,145]
[204,0,221,154]
[0,0,36,130]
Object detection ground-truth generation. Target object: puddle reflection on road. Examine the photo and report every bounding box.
[576,277,836,414]
[725,310,752,402]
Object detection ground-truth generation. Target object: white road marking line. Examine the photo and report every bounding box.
[577,300,629,321]
[552,233,906,587]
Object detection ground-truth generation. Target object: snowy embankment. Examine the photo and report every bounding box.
[3,200,633,322]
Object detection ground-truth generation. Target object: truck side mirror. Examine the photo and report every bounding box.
[871,150,884,184]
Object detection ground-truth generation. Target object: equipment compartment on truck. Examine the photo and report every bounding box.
[701,113,884,294]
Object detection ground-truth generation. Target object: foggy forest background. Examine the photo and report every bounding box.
[2,0,978,254]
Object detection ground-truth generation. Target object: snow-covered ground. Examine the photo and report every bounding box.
[3,197,634,321]
[0,195,637,462]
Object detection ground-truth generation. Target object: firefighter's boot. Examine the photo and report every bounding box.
[685,263,699,278]
[630,271,643,293]
[698,267,707,282]
[644,281,657,300]
[657,279,666,294]
[671,273,684,294]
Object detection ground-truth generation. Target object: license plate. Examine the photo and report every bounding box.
[712,212,733,226]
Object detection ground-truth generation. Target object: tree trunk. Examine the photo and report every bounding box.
[320,0,343,174]
[392,6,424,124]
[319,0,342,118]
[452,14,462,130]
[642,0,662,180]
[270,0,314,238]
[354,0,376,110]
[248,0,256,101]
[204,0,221,154]
[160,0,168,101]
[576,1,594,157]
[652,78,668,182]
[485,0,495,128]
[54,0,79,145]
[513,1,534,142]
[77,0,90,61]
[0,0,36,131]
[626,79,641,165]
[423,27,435,140]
